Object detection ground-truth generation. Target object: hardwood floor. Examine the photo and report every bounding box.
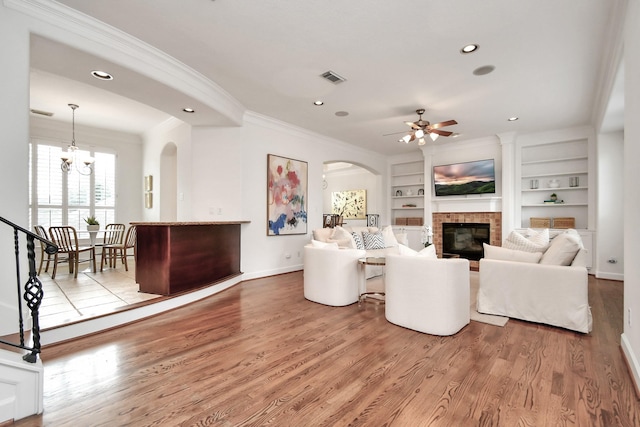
[38,261,160,329]
[14,272,640,426]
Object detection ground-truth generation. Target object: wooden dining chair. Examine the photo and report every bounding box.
[34,225,53,275]
[48,226,96,279]
[99,223,126,270]
[101,225,136,271]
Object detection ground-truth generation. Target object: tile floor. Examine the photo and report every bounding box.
[37,260,161,329]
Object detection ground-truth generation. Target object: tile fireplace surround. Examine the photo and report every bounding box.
[432,212,502,270]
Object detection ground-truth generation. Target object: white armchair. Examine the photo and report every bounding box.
[303,245,366,306]
[385,254,470,336]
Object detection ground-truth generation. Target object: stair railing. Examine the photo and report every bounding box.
[0,216,57,363]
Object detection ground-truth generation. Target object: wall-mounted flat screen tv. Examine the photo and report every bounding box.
[433,159,496,197]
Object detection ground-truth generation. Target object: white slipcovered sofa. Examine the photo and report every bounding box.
[477,228,592,333]
[385,251,470,336]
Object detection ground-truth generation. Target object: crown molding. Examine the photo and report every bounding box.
[5,0,245,126]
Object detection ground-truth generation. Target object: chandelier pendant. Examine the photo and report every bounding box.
[61,103,94,175]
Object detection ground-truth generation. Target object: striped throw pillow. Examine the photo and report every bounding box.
[351,232,365,250]
[362,231,385,250]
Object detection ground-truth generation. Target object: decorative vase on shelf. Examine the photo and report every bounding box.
[406,189,413,196]
[548,179,560,188]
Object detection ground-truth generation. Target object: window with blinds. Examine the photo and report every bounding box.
[29,140,116,231]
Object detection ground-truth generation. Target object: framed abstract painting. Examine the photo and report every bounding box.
[267,154,308,235]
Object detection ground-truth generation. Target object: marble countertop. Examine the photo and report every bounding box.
[130,221,250,226]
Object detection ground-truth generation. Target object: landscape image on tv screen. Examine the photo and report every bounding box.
[433,159,496,197]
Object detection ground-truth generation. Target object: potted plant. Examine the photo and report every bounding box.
[550,193,558,202]
[84,216,100,231]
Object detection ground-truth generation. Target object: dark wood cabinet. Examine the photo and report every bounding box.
[133,222,247,295]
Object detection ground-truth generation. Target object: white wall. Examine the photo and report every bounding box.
[186,112,387,280]
[0,5,31,335]
[142,119,192,222]
[596,131,624,280]
[621,0,640,395]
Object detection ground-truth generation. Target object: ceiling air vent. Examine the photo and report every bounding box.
[30,108,54,117]
[320,70,347,84]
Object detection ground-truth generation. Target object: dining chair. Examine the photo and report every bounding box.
[34,225,53,275]
[48,226,97,279]
[99,223,126,270]
[101,225,136,272]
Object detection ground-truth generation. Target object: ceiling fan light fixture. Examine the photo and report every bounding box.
[414,129,424,139]
[418,138,426,146]
[401,134,412,143]
[430,133,439,141]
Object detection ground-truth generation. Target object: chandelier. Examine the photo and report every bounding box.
[60,104,94,175]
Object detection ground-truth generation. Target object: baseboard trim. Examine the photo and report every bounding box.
[621,333,640,399]
[241,265,302,281]
[595,271,624,281]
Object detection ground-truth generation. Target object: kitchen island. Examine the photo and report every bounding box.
[132,221,249,295]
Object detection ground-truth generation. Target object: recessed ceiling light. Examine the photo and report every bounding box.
[335,111,349,117]
[91,70,113,80]
[473,65,495,76]
[460,44,479,54]
[183,108,195,113]
[313,100,324,106]
[508,116,519,121]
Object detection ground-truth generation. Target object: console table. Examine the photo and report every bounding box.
[132,221,249,295]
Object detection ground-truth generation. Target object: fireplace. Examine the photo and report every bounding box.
[442,222,490,261]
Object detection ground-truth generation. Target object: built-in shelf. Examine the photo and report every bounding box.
[392,183,423,187]
[522,186,586,192]
[521,156,587,165]
[519,138,590,229]
[391,160,425,224]
[522,203,588,207]
[522,171,587,179]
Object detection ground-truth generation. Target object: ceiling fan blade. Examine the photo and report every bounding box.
[431,129,453,137]
[406,121,425,130]
[430,119,457,129]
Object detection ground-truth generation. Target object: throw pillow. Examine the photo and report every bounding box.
[504,230,548,253]
[362,231,385,250]
[310,239,339,250]
[312,228,333,242]
[381,225,398,248]
[483,243,543,263]
[525,228,550,246]
[539,233,582,265]
[397,244,418,256]
[331,226,356,249]
[351,232,365,250]
[417,245,437,258]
